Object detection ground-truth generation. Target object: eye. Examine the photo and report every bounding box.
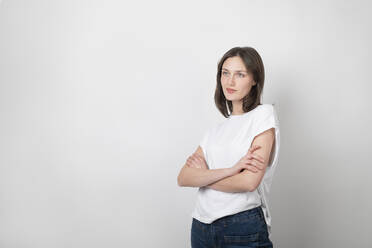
[222,71,229,75]
[238,73,245,77]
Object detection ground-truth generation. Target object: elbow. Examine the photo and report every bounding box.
[178,175,195,188]
[177,176,183,187]
[177,175,186,187]
[246,183,259,192]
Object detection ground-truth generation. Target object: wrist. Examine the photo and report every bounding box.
[225,168,234,176]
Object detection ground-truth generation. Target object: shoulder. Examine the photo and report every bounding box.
[251,104,274,120]
[255,103,275,115]
[253,103,279,128]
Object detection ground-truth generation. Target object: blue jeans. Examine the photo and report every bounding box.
[191,206,273,248]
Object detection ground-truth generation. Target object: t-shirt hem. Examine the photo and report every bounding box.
[191,204,263,224]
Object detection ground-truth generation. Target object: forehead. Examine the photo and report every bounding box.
[222,56,247,72]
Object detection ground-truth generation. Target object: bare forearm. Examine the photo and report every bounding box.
[178,166,233,188]
[206,172,250,193]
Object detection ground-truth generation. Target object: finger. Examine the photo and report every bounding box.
[251,145,261,152]
[247,153,265,163]
[250,145,260,150]
[194,159,203,168]
[196,161,205,169]
[194,154,205,162]
[187,163,194,168]
[194,156,203,163]
[195,163,202,169]
[253,154,265,163]
[196,156,207,166]
[191,154,207,169]
[246,159,264,170]
[193,156,203,165]
[247,159,263,170]
[189,161,198,168]
[241,165,258,173]
[255,161,265,170]
[189,157,196,163]
[244,165,258,173]
[247,145,261,154]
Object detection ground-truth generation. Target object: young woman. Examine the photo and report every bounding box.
[177,46,280,248]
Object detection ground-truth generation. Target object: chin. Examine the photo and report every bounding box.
[226,97,238,101]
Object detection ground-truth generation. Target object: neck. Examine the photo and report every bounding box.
[231,100,243,115]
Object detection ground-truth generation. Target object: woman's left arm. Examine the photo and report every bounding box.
[206,128,275,193]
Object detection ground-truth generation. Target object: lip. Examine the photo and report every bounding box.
[226,88,237,93]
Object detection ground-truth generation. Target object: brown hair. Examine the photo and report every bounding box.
[214,46,265,118]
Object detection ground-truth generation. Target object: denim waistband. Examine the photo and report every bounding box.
[211,205,264,226]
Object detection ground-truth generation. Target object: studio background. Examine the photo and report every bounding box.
[0,0,371,247]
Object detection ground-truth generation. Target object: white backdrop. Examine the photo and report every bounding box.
[0,0,371,247]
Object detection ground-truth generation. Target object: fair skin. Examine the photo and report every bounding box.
[221,56,257,115]
[177,56,275,193]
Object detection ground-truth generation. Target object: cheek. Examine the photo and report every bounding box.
[241,82,254,92]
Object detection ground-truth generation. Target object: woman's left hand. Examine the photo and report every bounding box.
[186,153,208,170]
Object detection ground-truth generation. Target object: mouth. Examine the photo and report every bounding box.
[226,88,237,94]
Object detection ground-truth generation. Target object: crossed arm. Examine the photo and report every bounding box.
[177,128,275,193]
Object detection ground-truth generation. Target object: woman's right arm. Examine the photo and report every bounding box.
[177,146,234,188]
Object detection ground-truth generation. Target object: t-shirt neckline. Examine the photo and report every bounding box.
[228,105,262,119]
[228,112,250,118]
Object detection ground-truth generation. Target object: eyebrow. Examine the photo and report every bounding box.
[221,68,248,73]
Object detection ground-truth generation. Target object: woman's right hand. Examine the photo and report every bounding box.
[229,145,265,175]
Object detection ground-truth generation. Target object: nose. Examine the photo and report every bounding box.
[227,74,235,85]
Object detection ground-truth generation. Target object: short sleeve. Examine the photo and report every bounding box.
[253,104,278,137]
[252,104,280,168]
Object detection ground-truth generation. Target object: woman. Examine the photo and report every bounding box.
[177,46,280,248]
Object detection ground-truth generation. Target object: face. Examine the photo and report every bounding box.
[220,56,256,102]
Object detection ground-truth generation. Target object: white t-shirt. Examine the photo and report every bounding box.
[190,103,280,238]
